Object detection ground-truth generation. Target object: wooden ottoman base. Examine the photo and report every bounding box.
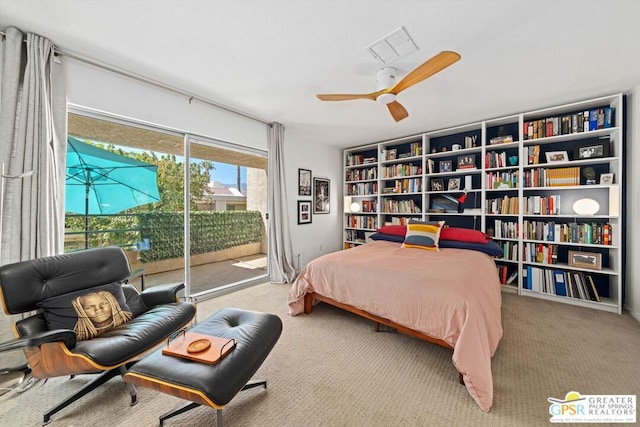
[124,307,282,426]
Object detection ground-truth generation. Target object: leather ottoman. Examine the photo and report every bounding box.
[124,307,282,426]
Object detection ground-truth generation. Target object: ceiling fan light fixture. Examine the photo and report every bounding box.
[376,93,396,105]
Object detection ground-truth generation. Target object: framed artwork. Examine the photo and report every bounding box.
[386,149,398,161]
[431,178,444,192]
[448,177,461,191]
[298,168,312,196]
[574,142,610,159]
[457,154,476,169]
[297,200,312,224]
[439,160,452,173]
[599,173,614,185]
[313,177,330,214]
[568,250,602,270]
[545,151,569,163]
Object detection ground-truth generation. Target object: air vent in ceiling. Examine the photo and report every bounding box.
[366,26,419,65]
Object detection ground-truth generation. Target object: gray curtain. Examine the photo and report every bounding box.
[0,27,67,265]
[267,122,296,283]
[0,27,67,368]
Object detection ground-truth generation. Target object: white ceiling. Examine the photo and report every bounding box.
[2,0,640,149]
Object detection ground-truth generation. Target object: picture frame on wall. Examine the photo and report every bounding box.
[313,177,330,214]
[298,168,312,196]
[297,200,312,224]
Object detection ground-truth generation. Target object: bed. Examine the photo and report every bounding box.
[287,235,503,412]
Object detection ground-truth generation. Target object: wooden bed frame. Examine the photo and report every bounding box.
[303,292,464,385]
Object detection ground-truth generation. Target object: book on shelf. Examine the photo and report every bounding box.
[489,135,514,145]
[553,270,567,296]
[162,331,236,365]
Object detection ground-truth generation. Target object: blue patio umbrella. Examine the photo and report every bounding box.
[65,136,160,248]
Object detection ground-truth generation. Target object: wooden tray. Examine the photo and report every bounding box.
[162,331,236,365]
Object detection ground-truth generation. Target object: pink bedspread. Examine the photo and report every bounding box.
[288,240,503,412]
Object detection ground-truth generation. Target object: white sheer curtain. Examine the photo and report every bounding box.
[0,27,67,265]
[267,122,296,283]
[0,27,67,369]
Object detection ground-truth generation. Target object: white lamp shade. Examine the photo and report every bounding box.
[350,202,361,212]
[573,198,600,215]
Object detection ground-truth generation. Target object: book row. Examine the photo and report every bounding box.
[522,220,614,245]
[381,163,421,178]
[381,199,421,214]
[346,182,378,196]
[523,106,613,141]
[523,167,580,187]
[523,242,558,264]
[346,167,377,182]
[523,266,601,302]
[345,215,378,230]
[382,178,422,194]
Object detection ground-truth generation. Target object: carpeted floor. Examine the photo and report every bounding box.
[1,282,639,426]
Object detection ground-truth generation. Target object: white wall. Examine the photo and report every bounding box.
[284,127,343,271]
[625,89,639,321]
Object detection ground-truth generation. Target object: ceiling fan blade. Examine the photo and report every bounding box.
[316,92,380,102]
[389,51,461,95]
[387,101,409,122]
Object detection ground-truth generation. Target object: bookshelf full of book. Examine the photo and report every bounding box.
[343,93,624,314]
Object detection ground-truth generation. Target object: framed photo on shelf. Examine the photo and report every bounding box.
[431,178,444,192]
[545,151,569,163]
[439,160,452,173]
[386,149,397,160]
[574,142,610,160]
[298,168,311,196]
[457,154,476,169]
[568,250,602,270]
[448,177,461,191]
[599,173,614,185]
[313,177,330,214]
[297,200,312,224]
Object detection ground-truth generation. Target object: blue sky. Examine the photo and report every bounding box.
[209,162,246,185]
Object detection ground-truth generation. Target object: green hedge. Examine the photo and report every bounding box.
[138,211,263,262]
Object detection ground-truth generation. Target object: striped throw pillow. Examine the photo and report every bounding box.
[402,220,445,251]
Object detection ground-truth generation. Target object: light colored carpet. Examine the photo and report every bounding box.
[1,282,639,426]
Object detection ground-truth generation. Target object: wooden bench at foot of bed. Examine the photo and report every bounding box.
[303,292,464,385]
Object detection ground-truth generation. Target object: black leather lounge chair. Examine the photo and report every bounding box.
[0,246,196,424]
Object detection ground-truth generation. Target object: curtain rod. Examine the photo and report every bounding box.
[0,28,271,126]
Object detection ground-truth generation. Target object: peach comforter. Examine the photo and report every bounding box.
[287,240,503,411]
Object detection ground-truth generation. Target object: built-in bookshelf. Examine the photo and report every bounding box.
[343,94,624,314]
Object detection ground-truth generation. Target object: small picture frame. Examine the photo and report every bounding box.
[297,200,312,224]
[568,250,602,270]
[313,177,330,214]
[545,151,569,163]
[386,149,397,161]
[431,178,444,192]
[439,160,452,173]
[599,173,614,185]
[574,142,610,160]
[298,168,311,196]
[448,178,461,191]
[457,154,476,169]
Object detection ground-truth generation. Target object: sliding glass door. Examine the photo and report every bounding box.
[66,109,268,299]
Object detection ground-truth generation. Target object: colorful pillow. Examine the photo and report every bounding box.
[439,239,504,257]
[369,232,405,243]
[37,282,133,341]
[376,224,407,237]
[440,227,491,243]
[402,220,445,251]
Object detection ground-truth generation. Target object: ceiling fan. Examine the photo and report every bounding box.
[316,51,461,122]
